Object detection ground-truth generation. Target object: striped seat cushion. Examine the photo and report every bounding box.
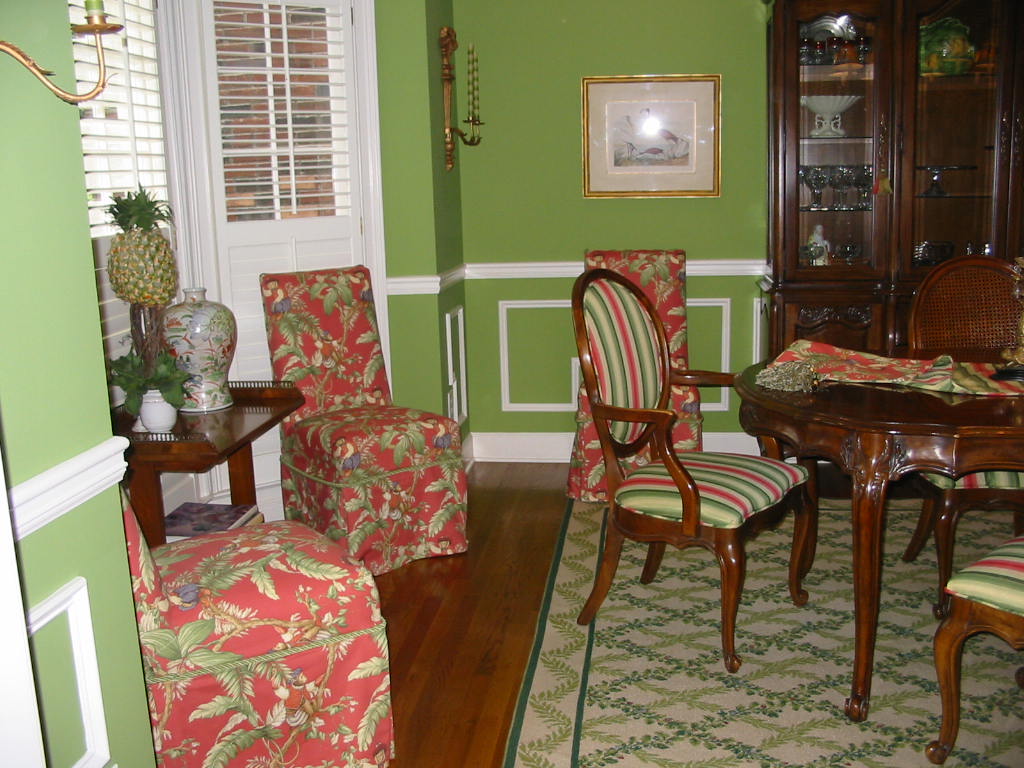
[945,534,1024,616]
[922,470,1024,491]
[615,453,809,529]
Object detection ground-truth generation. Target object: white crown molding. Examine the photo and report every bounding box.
[9,437,129,541]
[385,259,770,295]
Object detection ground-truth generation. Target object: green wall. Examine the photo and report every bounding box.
[456,0,771,435]
[455,0,773,261]
[376,0,460,414]
[377,0,773,439]
[0,1,155,763]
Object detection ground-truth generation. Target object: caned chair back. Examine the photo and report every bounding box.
[909,256,1019,359]
[259,266,392,431]
[576,269,670,445]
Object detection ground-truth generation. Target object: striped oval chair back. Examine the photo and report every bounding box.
[579,270,668,444]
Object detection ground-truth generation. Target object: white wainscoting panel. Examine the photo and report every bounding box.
[27,577,110,768]
[498,299,578,412]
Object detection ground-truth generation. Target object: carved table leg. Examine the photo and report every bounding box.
[842,431,895,721]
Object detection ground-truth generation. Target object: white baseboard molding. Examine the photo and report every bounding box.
[465,431,759,463]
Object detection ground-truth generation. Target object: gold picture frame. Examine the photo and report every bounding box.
[583,74,721,198]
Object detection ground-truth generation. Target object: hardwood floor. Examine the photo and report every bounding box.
[374,462,571,768]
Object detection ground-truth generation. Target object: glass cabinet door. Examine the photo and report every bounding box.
[794,7,884,274]
[903,0,1006,274]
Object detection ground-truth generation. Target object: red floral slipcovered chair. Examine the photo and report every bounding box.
[259,266,468,575]
[123,506,394,767]
[567,250,703,501]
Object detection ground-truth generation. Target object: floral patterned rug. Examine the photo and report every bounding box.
[503,498,1024,767]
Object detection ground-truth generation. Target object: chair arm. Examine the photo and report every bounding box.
[670,369,736,388]
[591,402,675,429]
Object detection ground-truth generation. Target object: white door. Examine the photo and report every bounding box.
[159,0,387,515]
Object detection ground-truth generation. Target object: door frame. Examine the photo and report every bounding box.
[156,0,391,364]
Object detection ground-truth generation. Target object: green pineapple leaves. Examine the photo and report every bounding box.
[106,186,173,232]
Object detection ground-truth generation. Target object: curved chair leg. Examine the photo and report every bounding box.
[789,479,818,606]
[716,529,746,673]
[926,597,972,764]
[640,542,666,584]
[577,516,625,625]
[932,494,962,619]
[904,488,938,562]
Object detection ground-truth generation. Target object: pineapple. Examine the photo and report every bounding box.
[106,187,178,306]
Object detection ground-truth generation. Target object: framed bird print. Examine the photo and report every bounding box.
[582,74,720,198]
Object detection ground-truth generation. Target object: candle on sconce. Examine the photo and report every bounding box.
[85,0,106,15]
[467,44,479,122]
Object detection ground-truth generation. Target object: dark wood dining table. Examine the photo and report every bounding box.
[735,362,1024,721]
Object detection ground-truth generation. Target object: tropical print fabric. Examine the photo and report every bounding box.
[946,533,1024,615]
[616,452,809,528]
[280,404,468,574]
[122,506,394,768]
[567,250,701,502]
[769,339,1024,395]
[260,266,468,575]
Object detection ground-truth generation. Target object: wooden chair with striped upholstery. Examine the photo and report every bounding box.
[926,534,1024,764]
[572,268,815,673]
[902,255,1024,618]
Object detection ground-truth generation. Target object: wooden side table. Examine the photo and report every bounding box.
[114,381,304,546]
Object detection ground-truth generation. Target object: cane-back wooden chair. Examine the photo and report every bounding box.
[567,249,702,502]
[926,534,1024,764]
[902,255,1024,617]
[572,268,814,672]
[260,266,468,575]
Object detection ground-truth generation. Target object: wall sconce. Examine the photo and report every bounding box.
[1,0,122,104]
[440,26,482,171]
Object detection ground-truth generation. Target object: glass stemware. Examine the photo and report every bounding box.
[853,165,873,209]
[804,165,829,210]
[830,165,856,210]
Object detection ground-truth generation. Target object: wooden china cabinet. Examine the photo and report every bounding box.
[766,0,1024,357]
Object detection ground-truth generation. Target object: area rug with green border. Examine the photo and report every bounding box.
[503,498,1023,767]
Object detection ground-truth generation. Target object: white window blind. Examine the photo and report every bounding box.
[70,0,168,238]
[213,0,352,222]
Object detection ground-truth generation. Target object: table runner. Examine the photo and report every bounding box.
[761,340,1024,396]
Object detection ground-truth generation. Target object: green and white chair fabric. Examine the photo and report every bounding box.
[572,268,813,673]
[926,534,1024,764]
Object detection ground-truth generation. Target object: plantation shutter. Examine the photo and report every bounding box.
[197,0,362,387]
[70,0,168,238]
[70,0,168,360]
[212,0,352,222]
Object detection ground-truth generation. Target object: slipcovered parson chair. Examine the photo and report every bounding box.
[902,255,1024,618]
[260,266,468,575]
[572,268,814,672]
[123,505,394,767]
[926,533,1024,764]
[567,249,702,502]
